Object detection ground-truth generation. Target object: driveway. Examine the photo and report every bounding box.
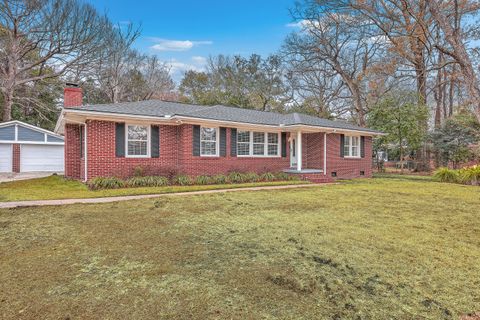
[0,172,61,183]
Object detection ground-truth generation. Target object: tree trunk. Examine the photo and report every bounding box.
[2,89,14,122]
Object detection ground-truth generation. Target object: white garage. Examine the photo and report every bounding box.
[0,121,64,173]
[0,144,12,172]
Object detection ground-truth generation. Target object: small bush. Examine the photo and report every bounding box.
[244,172,260,183]
[133,166,145,177]
[433,167,459,183]
[212,174,227,184]
[260,172,276,182]
[458,165,480,185]
[174,175,193,186]
[88,177,124,190]
[273,172,292,181]
[195,175,213,185]
[227,172,246,184]
[125,176,169,188]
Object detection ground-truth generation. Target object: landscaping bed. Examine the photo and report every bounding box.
[0,174,307,202]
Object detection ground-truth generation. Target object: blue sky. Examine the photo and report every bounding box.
[92,0,298,80]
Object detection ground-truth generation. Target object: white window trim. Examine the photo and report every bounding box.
[236,131,281,158]
[125,124,151,158]
[200,126,220,157]
[344,135,361,158]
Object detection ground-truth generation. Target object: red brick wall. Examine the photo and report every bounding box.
[65,124,83,180]
[326,134,372,178]
[64,119,373,180]
[12,144,20,173]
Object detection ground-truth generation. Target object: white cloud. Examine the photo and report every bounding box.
[166,56,208,82]
[150,38,213,52]
[191,56,207,64]
[286,20,316,28]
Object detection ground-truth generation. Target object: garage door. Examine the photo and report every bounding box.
[20,145,64,172]
[0,144,13,172]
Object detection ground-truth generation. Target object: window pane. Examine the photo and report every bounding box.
[352,146,359,157]
[238,143,250,155]
[237,131,250,143]
[268,133,278,144]
[200,127,216,141]
[268,144,278,156]
[253,132,264,143]
[201,141,216,155]
[128,141,147,156]
[128,125,148,140]
[253,143,264,155]
[344,136,351,156]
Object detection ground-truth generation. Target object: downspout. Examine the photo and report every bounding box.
[84,122,88,182]
[323,132,327,175]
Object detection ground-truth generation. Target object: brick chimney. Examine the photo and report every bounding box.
[64,83,82,108]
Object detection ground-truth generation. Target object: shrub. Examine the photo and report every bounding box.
[125,176,169,188]
[273,172,291,181]
[244,172,260,183]
[458,165,480,185]
[133,166,145,177]
[212,174,227,184]
[195,175,213,185]
[227,172,246,184]
[173,174,193,186]
[88,177,124,190]
[260,172,276,181]
[433,167,459,183]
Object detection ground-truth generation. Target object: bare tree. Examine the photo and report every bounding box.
[0,0,108,121]
[284,1,385,126]
[428,0,480,123]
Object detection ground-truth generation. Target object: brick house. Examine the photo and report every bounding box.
[55,85,383,182]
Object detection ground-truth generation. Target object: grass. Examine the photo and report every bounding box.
[0,175,307,202]
[1,176,479,319]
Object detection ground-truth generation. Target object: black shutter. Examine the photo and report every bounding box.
[230,128,237,156]
[115,123,125,157]
[79,125,83,158]
[360,136,365,158]
[220,127,227,157]
[281,132,287,157]
[192,125,200,156]
[340,134,345,158]
[151,125,160,158]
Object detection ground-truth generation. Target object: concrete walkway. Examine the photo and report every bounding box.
[0,183,324,209]
[0,172,61,183]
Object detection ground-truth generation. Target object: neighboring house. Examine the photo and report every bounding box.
[0,120,64,173]
[55,85,382,182]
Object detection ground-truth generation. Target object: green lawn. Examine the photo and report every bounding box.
[1,176,479,319]
[0,175,306,202]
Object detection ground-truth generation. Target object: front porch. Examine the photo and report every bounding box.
[283,130,333,183]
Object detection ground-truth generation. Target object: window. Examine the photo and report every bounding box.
[267,133,279,156]
[253,132,265,155]
[200,127,218,156]
[127,125,149,157]
[344,135,361,158]
[236,131,280,157]
[237,130,250,155]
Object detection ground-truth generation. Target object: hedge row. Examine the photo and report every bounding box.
[87,172,300,190]
[433,165,480,185]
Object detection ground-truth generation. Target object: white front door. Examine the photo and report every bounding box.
[0,144,13,172]
[20,144,64,172]
[290,137,297,168]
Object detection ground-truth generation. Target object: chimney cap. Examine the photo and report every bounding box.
[65,82,79,88]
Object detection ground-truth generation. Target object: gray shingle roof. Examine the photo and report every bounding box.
[69,100,381,134]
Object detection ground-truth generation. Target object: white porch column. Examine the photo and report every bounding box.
[296,130,302,171]
[323,132,327,175]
